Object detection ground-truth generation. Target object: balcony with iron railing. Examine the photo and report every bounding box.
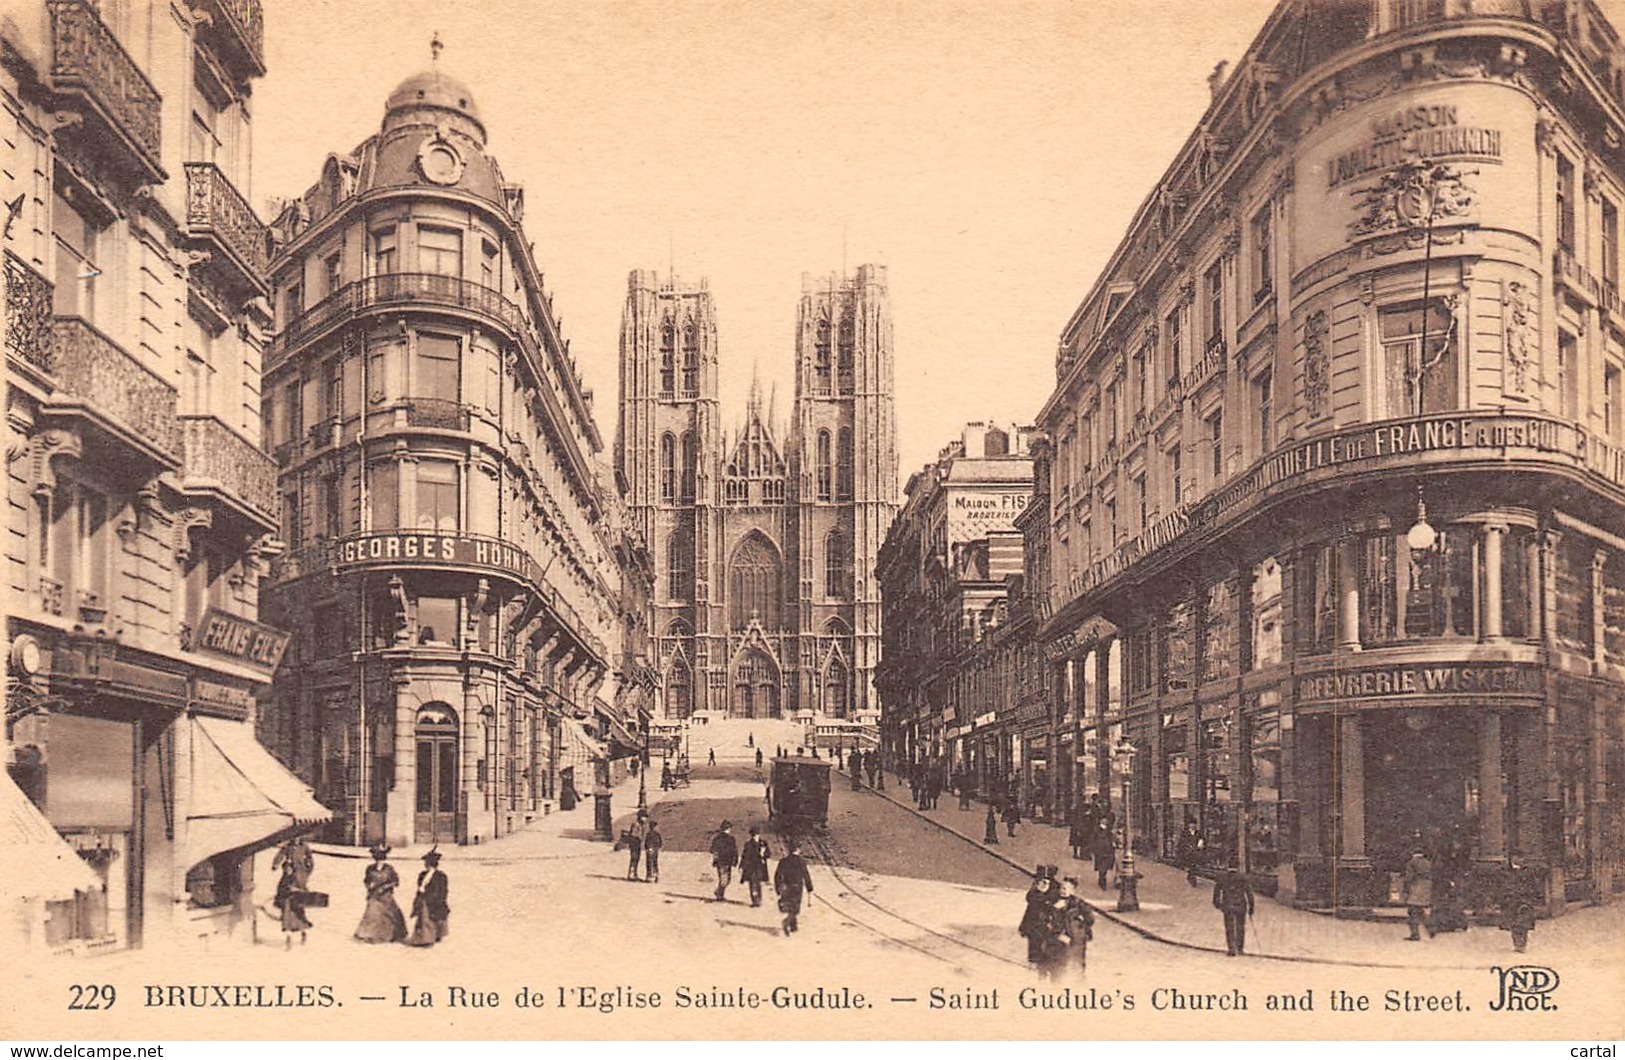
[269,273,527,363]
[49,316,180,464]
[194,0,265,78]
[179,415,278,530]
[5,251,53,375]
[47,0,165,183]
[184,162,270,296]
[405,398,472,432]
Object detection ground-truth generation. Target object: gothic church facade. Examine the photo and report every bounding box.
[617,266,898,720]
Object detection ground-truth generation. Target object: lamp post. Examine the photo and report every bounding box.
[1114,737,1140,912]
[1400,159,1456,552]
[637,720,649,814]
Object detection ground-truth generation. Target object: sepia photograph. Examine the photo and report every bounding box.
[2,0,1623,1044]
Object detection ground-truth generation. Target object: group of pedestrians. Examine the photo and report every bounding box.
[618,811,665,883]
[1400,845,1542,952]
[1017,865,1095,977]
[267,836,450,950]
[708,820,816,936]
[841,749,881,790]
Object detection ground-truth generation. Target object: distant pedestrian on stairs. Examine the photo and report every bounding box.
[984,803,1000,845]
[708,747,717,767]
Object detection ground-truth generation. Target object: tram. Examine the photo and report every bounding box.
[766,756,832,836]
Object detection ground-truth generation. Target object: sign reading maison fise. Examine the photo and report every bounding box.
[1056,412,1597,610]
[1296,662,1544,704]
[331,531,540,584]
[1326,103,1503,189]
[194,607,291,672]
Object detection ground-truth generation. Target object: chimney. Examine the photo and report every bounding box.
[1208,61,1229,101]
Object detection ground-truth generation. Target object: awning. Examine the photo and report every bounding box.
[559,716,607,770]
[595,698,640,759]
[184,716,332,869]
[1,772,98,901]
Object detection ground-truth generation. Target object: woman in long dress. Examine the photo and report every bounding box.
[406,848,450,947]
[353,844,407,943]
[273,855,313,948]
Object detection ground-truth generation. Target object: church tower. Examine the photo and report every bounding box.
[791,264,899,718]
[617,271,721,717]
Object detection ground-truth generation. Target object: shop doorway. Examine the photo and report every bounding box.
[413,704,459,843]
[1363,710,1476,877]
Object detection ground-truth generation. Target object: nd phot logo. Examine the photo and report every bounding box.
[1488,965,1560,1012]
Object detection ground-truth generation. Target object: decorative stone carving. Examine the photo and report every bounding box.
[1303,310,1329,420]
[1503,280,1535,397]
[173,506,214,563]
[19,427,82,496]
[1349,161,1475,238]
[1535,108,1561,157]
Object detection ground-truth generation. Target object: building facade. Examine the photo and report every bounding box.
[4,0,328,952]
[1034,0,1625,913]
[616,266,898,722]
[257,61,635,847]
[876,423,1035,784]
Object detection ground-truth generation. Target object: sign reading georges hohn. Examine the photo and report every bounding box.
[330,530,540,583]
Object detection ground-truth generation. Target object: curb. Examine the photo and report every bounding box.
[840,767,1486,971]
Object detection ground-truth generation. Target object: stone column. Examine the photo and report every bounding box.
[1337,538,1361,652]
[1337,713,1368,865]
[1478,710,1505,861]
[1482,522,1505,639]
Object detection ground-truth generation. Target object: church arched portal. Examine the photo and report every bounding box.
[730,648,781,719]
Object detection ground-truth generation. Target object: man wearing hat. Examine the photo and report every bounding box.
[739,826,772,907]
[354,843,406,943]
[407,847,450,947]
[1018,865,1057,965]
[710,821,740,902]
[1401,846,1434,942]
[773,838,815,935]
[1212,862,1254,956]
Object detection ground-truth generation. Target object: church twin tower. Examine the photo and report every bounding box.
[616,266,899,720]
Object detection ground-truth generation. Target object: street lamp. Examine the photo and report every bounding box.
[1400,159,1456,554]
[1113,737,1140,912]
[637,720,649,814]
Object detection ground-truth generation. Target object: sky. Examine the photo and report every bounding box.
[254,0,1284,483]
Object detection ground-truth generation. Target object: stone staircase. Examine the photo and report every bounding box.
[686,716,808,760]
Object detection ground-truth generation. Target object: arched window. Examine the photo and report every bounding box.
[682,324,699,393]
[836,426,853,500]
[824,656,850,718]
[729,534,781,630]
[680,430,696,502]
[666,528,691,600]
[825,529,846,597]
[814,317,832,390]
[659,323,675,395]
[659,432,676,503]
[815,429,832,501]
[837,313,855,393]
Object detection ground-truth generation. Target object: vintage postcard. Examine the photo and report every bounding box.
[2,0,1622,1044]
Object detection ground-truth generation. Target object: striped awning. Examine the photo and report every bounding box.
[559,716,607,770]
[184,716,331,870]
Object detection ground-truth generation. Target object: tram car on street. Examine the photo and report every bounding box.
[766,756,832,835]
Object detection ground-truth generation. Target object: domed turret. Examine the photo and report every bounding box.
[381,37,486,143]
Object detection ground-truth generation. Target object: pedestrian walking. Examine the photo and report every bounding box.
[621,823,643,880]
[1002,800,1021,838]
[850,751,863,791]
[1018,865,1057,965]
[644,819,664,883]
[755,748,764,770]
[272,835,315,889]
[1212,863,1254,956]
[661,761,674,791]
[958,771,972,811]
[1176,821,1205,886]
[273,850,315,949]
[773,839,815,935]
[983,802,1000,845]
[740,826,772,907]
[1091,819,1116,891]
[710,820,740,902]
[1036,876,1094,979]
[353,843,407,944]
[1401,847,1434,941]
[708,747,717,766]
[1501,853,1539,953]
[406,848,450,947]
[748,732,754,748]
[1068,812,1088,861]
[1431,876,1468,933]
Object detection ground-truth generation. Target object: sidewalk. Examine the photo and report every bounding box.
[847,767,1624,970]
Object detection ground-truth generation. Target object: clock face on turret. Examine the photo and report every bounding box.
[417,135,465,186]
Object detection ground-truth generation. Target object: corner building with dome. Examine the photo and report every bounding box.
[258,63,650,847]
[1032,0,1625,915]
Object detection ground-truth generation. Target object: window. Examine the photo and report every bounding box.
[682,325,699,393]
[1557,154,1576,252]
[836,427,853,500]
[480,239,498,290]
[415,460,459,533]
[816,429,832,501]
[372,226,398,274]
[1253,368,1273,454]
[189,106,219,166]
[1133,351,1147,412]
[1207,409,1224,478]
[659,433,676,503]
[729,535,782,630]
[1105,497,1118,544]
[53,190,102,321]
[1133,472,1147,532]
[666,529,691,599]
[1558,331,1579,420]
[1161,601,1194,691]
[417,597,458,646]
[324,251,342,295]
[1604,199,1619,288]
[415,334,460,401]
[1403,526,1477,639]
[1380,301,1458,417]
[46,483,110,610]
[1206,260,1223,342]
[369,461,398,529]
[825,530,847,597]
[1167,307,1182,383]
[815,319,832,390]
[1555,535,1595,654]
[659,325,675,395]
[1249,556,1282,669]
[419,225,462,277]
[322,473,344,539]
[1104,382,1119,446]
[282,490,302,551]
[1502,526,1534,640]
[1167,444,1182,508]
[1295,543,1338,655]
[680,431,696,502]
[1252,207,1272,300]
[1606,364,1622,440]
[284,280,303,325]
[366,336,401,404]
[837,313,855,393]
[1359,533,1399,645]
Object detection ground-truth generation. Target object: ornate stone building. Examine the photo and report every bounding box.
[4,0,326,952]
[1033,0,1625,913]
[257,59,639,847]
[617,266,898,721]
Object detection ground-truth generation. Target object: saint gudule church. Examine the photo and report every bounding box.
[616,266,899,720]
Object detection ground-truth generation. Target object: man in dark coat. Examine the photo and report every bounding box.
[406,849,450,947]
[850,750,863,791]
[739,826,772,907]
[710,821,740,902]
[643,819,664,883]
[1091,819,1116,890]
[984,802,1000,845]
[773,838,815,935]
[1176,822,1205,886]
[1212,864,1254,956]
[1501,853,1540,953]
[1037,876,1095,979]
[1018,865,1057,965]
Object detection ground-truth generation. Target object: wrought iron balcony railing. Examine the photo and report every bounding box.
[184,162,269,294]
[5,251,53,374]
[180,415,278,528]
[405,398,471,431]
[270,273,527,361]
[47,0,165,182]
[194,0,265,77]
[50,316,180,462]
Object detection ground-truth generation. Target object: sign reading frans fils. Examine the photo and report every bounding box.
[194,607,291,673]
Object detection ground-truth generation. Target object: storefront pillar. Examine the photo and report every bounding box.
[1482,523,1505,640]
[1337,713,1368,865]
[1337,539,1361,652]
[1478,710,1505,861]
